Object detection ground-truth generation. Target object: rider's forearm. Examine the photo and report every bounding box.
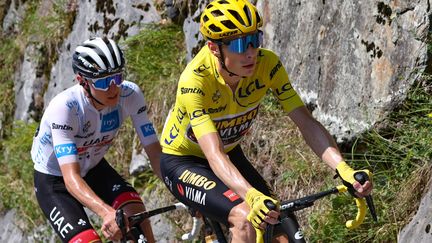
[302,125,343,169]
[207,150,253,198]
[61,164,113,218]
[198,133,253,198]
[144,141,162,179]
[296,116,343,169]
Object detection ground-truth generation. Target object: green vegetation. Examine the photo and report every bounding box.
[307,77,432,242]
[106,23,186,175]
[0,38,19,140]
[0,121,42,227]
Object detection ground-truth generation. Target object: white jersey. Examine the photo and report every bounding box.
[31,81,158,177]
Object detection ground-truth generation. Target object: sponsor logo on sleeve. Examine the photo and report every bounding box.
[39,132,52,145]
[52,123,73,131]
[54,143,78,158]
[120,82,135,97]
[137,105,147,114]
[274,82,296,101]
[66,99,79,110]
[180,87,205,96]
[101,111,120,132]
[193,64,211,77]
[140,123,156,137]
[270,60,283,80]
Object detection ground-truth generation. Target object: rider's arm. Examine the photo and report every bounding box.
[60,163,113,216]
[288,106,342,169]
[288,106,372,196]
[126,81,161,179]
[143,141,162,179]
[60,163,120,239]
[198,132,253,197]
[198,132,279,228]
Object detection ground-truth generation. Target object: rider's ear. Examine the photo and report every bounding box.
[76,74,88,87]
[208,41,220,57]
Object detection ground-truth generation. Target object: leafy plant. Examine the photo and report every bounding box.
[307,77,432,242]
[0,121,43,229]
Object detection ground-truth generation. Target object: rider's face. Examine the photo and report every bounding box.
[89,82,121,108]
[221,44,258,77]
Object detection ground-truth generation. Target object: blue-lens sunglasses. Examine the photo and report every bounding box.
[87,73,123,91]
[218,30,263,54]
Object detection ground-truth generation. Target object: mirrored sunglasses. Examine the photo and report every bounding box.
[88,73,123,91]
[220,31,263,54]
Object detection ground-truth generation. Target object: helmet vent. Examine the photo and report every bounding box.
[255,11,261,25]
[209,24,222,32]
[203,15,209,22]
[228,10,245,26]
[218,0,229,4]
[243,6,252,26]
[221,20,237,30]
[211,9,224,17]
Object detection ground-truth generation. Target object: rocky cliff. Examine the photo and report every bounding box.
[1,0,431,242]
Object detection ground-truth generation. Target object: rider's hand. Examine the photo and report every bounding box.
[336,161,373,197]
[101,208,122,241]
[245,188,280,229]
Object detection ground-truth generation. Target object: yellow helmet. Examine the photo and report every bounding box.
[200,0,263,40]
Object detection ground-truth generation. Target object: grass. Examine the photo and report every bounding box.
[0,121,43,229]
[106,23,186,176]
[306,77,432,242]
[0,37,20,140]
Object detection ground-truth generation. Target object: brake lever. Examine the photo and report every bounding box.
[116,208,127,243]
[354,171,378,222]
[263,200,277,243]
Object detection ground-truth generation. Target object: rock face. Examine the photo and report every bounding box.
[43,0,161,108]
[255,0,429,142]
[399,180,432,242]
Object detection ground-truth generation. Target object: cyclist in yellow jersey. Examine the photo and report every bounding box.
[160,1,373,242]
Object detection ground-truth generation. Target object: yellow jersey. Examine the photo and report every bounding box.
[161,46,304,158]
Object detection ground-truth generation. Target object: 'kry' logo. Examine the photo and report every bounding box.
[140,123,156,137]
[101,111,119,132]
[54,143,77,158]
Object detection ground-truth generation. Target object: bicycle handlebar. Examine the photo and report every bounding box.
[114,202,191,242]
[274,184,369,229]
[335,185,366,229]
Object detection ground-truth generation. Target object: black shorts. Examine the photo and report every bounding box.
[34,158,143,243]
[160,145,273,226]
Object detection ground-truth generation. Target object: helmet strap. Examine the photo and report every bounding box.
[217,45,245,78]
[77,75,106,107]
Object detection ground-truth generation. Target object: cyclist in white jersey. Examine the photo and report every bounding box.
[31,37,161,243]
